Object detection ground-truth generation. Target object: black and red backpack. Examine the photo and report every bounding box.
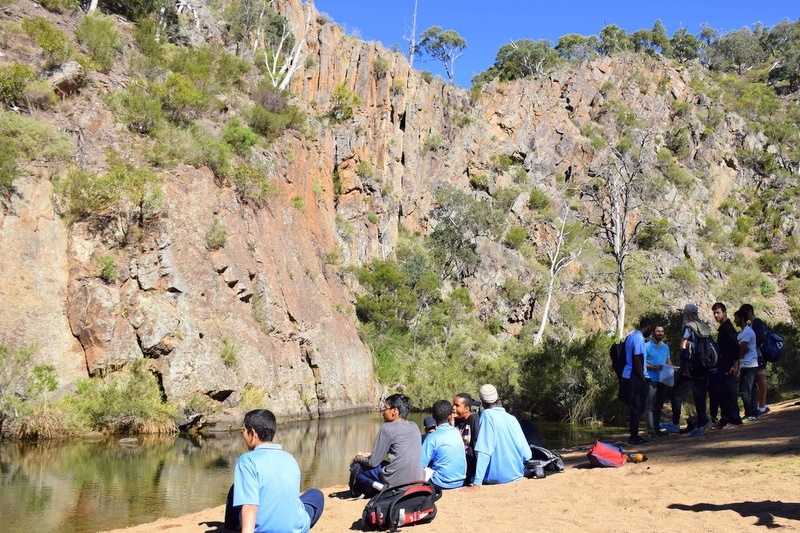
[361,481,442,531]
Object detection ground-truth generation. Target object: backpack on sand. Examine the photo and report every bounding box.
[587,440,627,468]
[523,445,565,478]
[362,481,442,531]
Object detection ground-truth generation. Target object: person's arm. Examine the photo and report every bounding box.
[420,433,433,468]
[361,425,391,468]
[633,353,646,381]
[472,414,493,485]
[240,505,258,533]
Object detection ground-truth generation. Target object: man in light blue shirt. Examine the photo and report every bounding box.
[421,399,467,489]
[225,409,324,533]
[644,325,672,437]
[473,384,532,485]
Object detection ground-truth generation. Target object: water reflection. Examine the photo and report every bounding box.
[0,412,620,533]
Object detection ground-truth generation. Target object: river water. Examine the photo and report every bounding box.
[0,412,619,533]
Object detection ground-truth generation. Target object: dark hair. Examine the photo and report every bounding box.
[454,392,473,406]
[740,303,754,315]
[244,409,277,442]
[734,309,748,321]
[386,393,412,418]
[638,317,654,329]
[712,302,726,312]
[432,399,452,425]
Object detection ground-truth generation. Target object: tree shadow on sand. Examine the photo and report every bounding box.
[669,501,800,528]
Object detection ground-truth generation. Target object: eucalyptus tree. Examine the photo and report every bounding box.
[417,26,467,84]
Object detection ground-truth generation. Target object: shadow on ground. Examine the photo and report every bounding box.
[669,501,800,528]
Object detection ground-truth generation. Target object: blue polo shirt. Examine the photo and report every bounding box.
[645,339,670,382]
[233,443,310,533]
[421,423,467,489]
[473,407,532,485]
[622,329,647,379]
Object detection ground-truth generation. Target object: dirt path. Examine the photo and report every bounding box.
[103,398,800,533]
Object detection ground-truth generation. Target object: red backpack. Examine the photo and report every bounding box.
[587,441,627,467]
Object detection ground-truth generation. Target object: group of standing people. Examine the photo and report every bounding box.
[624,302,772,445]
[349,384,534,496]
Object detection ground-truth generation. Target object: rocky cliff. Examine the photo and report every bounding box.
[0,0,791,425]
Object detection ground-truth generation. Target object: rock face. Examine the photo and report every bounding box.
[0,0,789,422]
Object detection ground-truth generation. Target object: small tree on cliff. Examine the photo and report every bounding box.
[417,26,467,84]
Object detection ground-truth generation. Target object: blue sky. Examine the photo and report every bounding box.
[313,1,798,87]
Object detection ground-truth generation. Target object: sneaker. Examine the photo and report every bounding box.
[648,429,668,437]
[660,421,681,434]
[758,406,771,416]
[712,421,725,429]
[689,426,705,437]
[722,423,736,429]
[628,436,650,445]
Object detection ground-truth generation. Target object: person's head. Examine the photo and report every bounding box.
[423,416,437,433]
[383,393,411,421]
[712,302,727,324]
[431,399,452,426]
[740,303,755,319]
[452,393,473,421]
[479,384,500,408]
[683,304,699,317]
[733,309,748,328]
[638,317,654,336]
[242,409,277,449]
[652,325,665,342]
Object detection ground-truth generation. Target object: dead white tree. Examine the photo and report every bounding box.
[263,0,312,91]
[404,0,419,67]
[533,204,585,345]
[577,134,653,338]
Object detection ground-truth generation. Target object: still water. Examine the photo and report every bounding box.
[0,412,620,533]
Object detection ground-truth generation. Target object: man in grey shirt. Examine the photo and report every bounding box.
[350,393,423,497]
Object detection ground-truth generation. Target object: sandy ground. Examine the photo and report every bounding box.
[103,398,800,533]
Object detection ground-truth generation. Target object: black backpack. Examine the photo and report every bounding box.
[361,481,442,531]
[692,333,719,369]
[760,328,785,363]
[523,445,565,478]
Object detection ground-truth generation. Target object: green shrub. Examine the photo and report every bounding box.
[0,137,20,197]
[159,73,207,123]
[205,217,226,250]
[367,211,379,224]
[490,153,513,173]
[220,335,238,368]
[97,255,117,283]
[35,0,79,12]
[291,195,305,211]
[0,63,36,107]
[21,17,74,68]
[635,218,672,250]
[758,251,782,274]
[65,360,176,434]
[657,148,694,191]
[420,71,433,83]
[494,187,521,211]
[76,13,123,73]
[105,80,164,134]
[329,82,361,122]
[223,118,258,154]
[504,225,528,249]
[356,160,374,179]
[239,384,265,412]
[390,79,404,96]
[512,167,528,184]
[249,104,306,140]
[665,126,691,159]
[422,135,443,153]
[469,173,488,190]
[669,263,698,286]
[0,109,73,161]
[502,278,528,305]
[230,163,278,202]
[760,276,777,298]
[23,79,58,109]
[374,55,389,78]
[529,188,551,210]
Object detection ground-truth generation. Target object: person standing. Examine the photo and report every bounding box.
[644,325,671,437]
[734,309,760,421]
[452,392,480,485]
[225,409,324,533]
[711,303,743,428]
[663,304,712,437]
[740,304,770,416]
[472,384,532,485]
[622,317,654,445]
[350,394,423,497]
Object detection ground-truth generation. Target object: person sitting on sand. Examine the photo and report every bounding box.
[452,392,480,485]
[224,409,324,533]
[421,399,467,489]
[473,384,532,485]
[350,393,423,497]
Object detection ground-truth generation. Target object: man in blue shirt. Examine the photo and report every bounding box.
[644,324,672,437]
[622,317,654,445]
[473,384,532,485]
[225,409,324,533]
[421,399,467,489]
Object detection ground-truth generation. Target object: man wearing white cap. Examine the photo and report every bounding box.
[472,384,532,485]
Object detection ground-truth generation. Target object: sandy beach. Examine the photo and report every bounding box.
[103,398,800,533]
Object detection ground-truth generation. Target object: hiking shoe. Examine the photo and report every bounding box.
[628,436,650,445]
[689,426,705,437]
[660,421,681,434]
